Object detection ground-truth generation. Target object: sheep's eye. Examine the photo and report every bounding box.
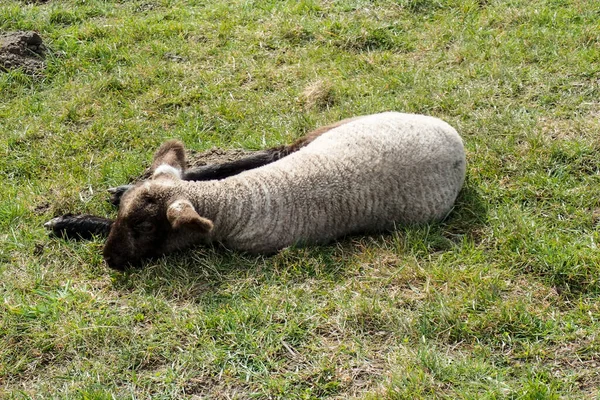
[136,222,156,234]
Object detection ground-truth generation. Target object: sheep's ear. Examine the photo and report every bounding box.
[166,199,213,233]
[151,140,186,180]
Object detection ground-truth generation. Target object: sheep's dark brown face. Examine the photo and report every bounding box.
[103,183,168,270]
[103,140,213,271]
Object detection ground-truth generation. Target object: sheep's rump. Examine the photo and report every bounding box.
[216,112,466,252]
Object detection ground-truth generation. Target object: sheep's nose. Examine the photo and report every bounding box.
[103,255,125,271]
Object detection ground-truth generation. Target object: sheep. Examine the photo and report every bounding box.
[44,117,360,240]
[101,112,466,270]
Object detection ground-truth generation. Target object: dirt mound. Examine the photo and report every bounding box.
[187,147,255,168]
[0,31,46,75]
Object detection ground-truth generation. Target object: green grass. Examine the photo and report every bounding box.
[1,0,600,398]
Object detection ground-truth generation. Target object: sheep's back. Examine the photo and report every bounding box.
[224,112,465,252]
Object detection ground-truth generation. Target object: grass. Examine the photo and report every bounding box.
[1,0,600,398]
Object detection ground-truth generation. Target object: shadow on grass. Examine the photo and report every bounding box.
[111,242,354,302]
[442,177,489,241]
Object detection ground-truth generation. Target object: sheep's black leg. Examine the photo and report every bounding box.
[182,148,286,181]
[181,118,360,180]
[44,214,114,240]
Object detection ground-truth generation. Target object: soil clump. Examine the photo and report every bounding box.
[0,31,46,75]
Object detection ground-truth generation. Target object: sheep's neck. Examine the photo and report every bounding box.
[179,180,251,242]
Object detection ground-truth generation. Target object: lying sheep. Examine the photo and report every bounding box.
[102,112,466,270]
[44,117,360,239]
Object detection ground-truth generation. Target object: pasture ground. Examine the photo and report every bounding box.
[1,0,600,398]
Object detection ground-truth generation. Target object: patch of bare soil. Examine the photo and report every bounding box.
[32,201,51,216]
[0,31,46,75]
[187,147,255,168]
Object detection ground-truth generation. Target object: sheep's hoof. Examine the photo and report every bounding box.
[107,185,133,206]
[44,214,113,240]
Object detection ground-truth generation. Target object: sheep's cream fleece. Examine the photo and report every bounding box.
[177,112,466,253]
